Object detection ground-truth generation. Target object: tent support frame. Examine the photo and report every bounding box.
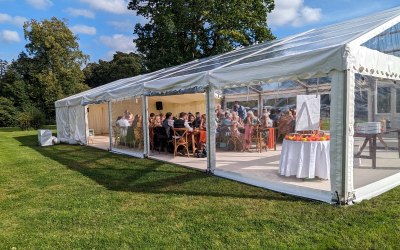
[206,87,216,173]
[142,96,150,157]
[108,101,112,151]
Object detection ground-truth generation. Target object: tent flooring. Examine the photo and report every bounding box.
[87,135,110,151]
[86,135,400,198]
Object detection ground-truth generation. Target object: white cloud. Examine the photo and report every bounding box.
[268,0,321,27]
[0,30,21,43]
[65,8,95,19]
[99,34,136,59]
[70,25,96,35]
[25,0,53,10]
[0,13,27,26]
[108,20,133,31]
[80,0,131,15]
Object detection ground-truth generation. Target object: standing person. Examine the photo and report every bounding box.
[163,112,174,139]
[198,114,207,151]
[149,113,155,124]
[152,115,162,127]
[242,111,257,151]
[232,101,247,121]
[194,112,202,128]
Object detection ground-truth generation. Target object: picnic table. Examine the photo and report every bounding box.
[354,129,400,169]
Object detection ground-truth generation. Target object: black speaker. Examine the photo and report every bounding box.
[156,101,163,110]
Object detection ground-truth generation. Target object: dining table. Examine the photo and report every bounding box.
[279,139,330,179]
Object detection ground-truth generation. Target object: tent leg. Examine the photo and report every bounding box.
[206,87,216,174]
[142,96,150,157]
[108,101,113,151]
[330,70,355,205]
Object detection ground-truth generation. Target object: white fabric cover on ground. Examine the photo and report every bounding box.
[279,139,330,179]
[38,129,53,146]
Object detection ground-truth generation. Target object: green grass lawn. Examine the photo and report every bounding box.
[1,128,400,249]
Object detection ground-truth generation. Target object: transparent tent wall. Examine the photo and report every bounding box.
[87,103,110,146]
[353,74,400,189]
[146,93,208,171]
[110,97,144,155]
[214,78,332,200]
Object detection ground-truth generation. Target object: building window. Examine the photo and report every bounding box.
[377,87,391,113]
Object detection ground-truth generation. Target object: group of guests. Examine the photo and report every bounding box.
[215,101,297,150]
[149,111,207,154]
[115,110,143,136]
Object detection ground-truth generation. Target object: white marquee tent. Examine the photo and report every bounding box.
[56,7,400,204]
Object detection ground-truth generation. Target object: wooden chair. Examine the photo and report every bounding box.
[125,126,135,148]
[112,126,120,146]
[133,127,143,149]
[251,125,263,153]
[172,128,190,157]
[226,125,243,152]
[88,128,94,144]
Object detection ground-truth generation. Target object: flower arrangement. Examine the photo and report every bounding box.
[285,133,330,142]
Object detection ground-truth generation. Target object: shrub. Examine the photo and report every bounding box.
[0,97,17,127]
[17,106,46,130]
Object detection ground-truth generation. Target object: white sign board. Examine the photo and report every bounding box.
[296,95,321,131]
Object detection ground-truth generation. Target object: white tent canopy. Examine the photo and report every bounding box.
[56,7,400,204]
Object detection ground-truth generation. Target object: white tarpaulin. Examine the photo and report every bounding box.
[38,129,53,146]
[296,95,321,131]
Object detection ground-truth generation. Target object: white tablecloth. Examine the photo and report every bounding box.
[279,139,330,179]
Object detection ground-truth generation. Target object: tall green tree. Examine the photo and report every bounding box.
[128,0,275,71]
[22,17,89,118]
[83,52,145,88]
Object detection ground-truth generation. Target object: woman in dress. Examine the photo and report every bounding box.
[260,113,273,147]
[242,111,258,151]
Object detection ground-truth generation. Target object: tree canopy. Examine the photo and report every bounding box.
[83,52,145,88]
[0,17,89,126]
[128,0,275,71]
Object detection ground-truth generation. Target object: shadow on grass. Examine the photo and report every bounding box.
[14,134,300,201]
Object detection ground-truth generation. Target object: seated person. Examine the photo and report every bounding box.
[278,110,295,139]
[116,115,130,136]
[199,114,207,130]
[222,112,233,126]
[260,113,273,129]
[116,115,130,127]
[174,112,193,133]
[123,110,134,125]
[188,114,196,128]
[194,112,201,128]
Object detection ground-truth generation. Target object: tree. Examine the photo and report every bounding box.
[22,17,89,118]
[128,0,275,71]
[83,52,145,88]
[0,97,17,127]
[0,59,7,78]
[0,59,7,93]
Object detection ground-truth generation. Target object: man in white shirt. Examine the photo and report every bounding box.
[116,116,130,136]
[117,116,130,127]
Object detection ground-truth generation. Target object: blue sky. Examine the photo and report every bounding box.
[0,0,399,64]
